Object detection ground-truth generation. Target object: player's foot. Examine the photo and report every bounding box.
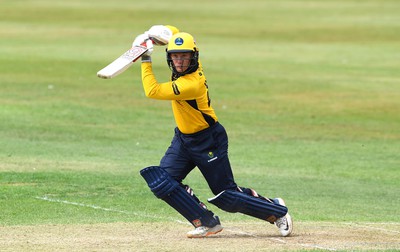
[274,198,293,237]
[187,217,223,238]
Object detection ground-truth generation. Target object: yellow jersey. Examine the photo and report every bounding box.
[141,62,218,134]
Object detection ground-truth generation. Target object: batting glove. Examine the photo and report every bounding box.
[132,33,149,47]
[146,25,177,46]
[141,39,153,63]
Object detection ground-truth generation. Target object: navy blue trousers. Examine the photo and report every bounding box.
[160,122,238,195]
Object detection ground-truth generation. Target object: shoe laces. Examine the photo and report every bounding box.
[194,226,208,232]
[275,216,287,229]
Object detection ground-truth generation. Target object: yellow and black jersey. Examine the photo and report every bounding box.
[141,62,218,134]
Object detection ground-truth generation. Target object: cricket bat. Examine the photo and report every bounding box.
[97,45,148,79]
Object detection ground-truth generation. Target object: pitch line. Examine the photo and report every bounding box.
[299,243,337,251]
[34,195,188,225]
[268,237,337,251]
[347,222,400,234]
[223,227,337,251]
[35,196,338,250]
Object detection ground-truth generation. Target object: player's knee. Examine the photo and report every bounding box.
[140,166,179,199]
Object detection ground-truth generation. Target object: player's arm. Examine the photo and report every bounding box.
[141,63,201,100]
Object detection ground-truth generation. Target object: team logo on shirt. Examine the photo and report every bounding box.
[207,151,218,162]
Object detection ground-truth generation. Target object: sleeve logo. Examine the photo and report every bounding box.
[172,82,180,95]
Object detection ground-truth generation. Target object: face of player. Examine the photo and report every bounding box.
[170,52,192,73]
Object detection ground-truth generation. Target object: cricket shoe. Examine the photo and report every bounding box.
[187,217,223,238]
[274,198,293,237]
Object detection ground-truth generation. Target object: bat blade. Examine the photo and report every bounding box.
[97,46,148,79]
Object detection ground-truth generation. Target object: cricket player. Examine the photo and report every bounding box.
[136,25,293,238]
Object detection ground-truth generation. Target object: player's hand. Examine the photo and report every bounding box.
[132,33,149,47]
[145,25,179,46]
[143,39,153,56]
[141,39,153,62]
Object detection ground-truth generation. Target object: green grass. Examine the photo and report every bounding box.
[1,0,399,228]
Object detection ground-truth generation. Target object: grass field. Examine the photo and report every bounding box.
[1,0,400,251]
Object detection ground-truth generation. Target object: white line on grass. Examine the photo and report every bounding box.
[269,238,338,251]
[224,227,257,237]
[34,195,188,225]
[35,196,338,250]
[299,243,337,251]
[347,222,400,234]
[224,226,337,251]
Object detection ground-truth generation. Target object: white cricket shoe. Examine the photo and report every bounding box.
[187,224,223,238]
[274,198,293,237]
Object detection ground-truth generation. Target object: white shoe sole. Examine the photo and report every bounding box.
[187,225,223,238]
[275,198,293,237]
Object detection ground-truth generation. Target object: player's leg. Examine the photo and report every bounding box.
[207,189,286,222]
[160,128,215,219]
[190,123,292,236]
[182,184,223,238]
[208,189,292,236]
[273,197,293,237]
[140,166,220,228]
[184,123,238,194]
[201,155,288,224]
[204,157,292,236]
[159,130,195,182]
[141,129,222,238]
